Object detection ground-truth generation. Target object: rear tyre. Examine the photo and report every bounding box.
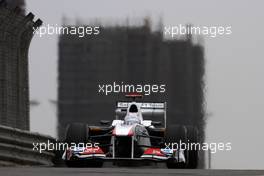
[65,123,89,144]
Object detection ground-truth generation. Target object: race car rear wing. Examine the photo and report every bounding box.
[115,102,167,128]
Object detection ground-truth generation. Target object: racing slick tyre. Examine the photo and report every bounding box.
[165,125,188,169]
[186,125,199,169]
[65,123,89,144]
[65,123,104,167]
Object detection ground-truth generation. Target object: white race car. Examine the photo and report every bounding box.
[62,94,199,168]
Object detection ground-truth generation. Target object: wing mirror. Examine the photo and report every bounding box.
[100,120,111,125]
[151,121,162,126]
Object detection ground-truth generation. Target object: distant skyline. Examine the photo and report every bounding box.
[27,0,264,169]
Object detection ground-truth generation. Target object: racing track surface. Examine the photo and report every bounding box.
[1,167,264,176]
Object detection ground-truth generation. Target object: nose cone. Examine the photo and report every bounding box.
[113,124,134,136]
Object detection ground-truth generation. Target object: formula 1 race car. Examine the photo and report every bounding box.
[62,94,199,168]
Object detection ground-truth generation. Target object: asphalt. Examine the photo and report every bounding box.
[1,167,264,176]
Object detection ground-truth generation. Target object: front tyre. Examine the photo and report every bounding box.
[165,125,187,169]
[64,123,104,168]
[186,126,199,169]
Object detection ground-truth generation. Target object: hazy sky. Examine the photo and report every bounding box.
[26,0,264,169]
